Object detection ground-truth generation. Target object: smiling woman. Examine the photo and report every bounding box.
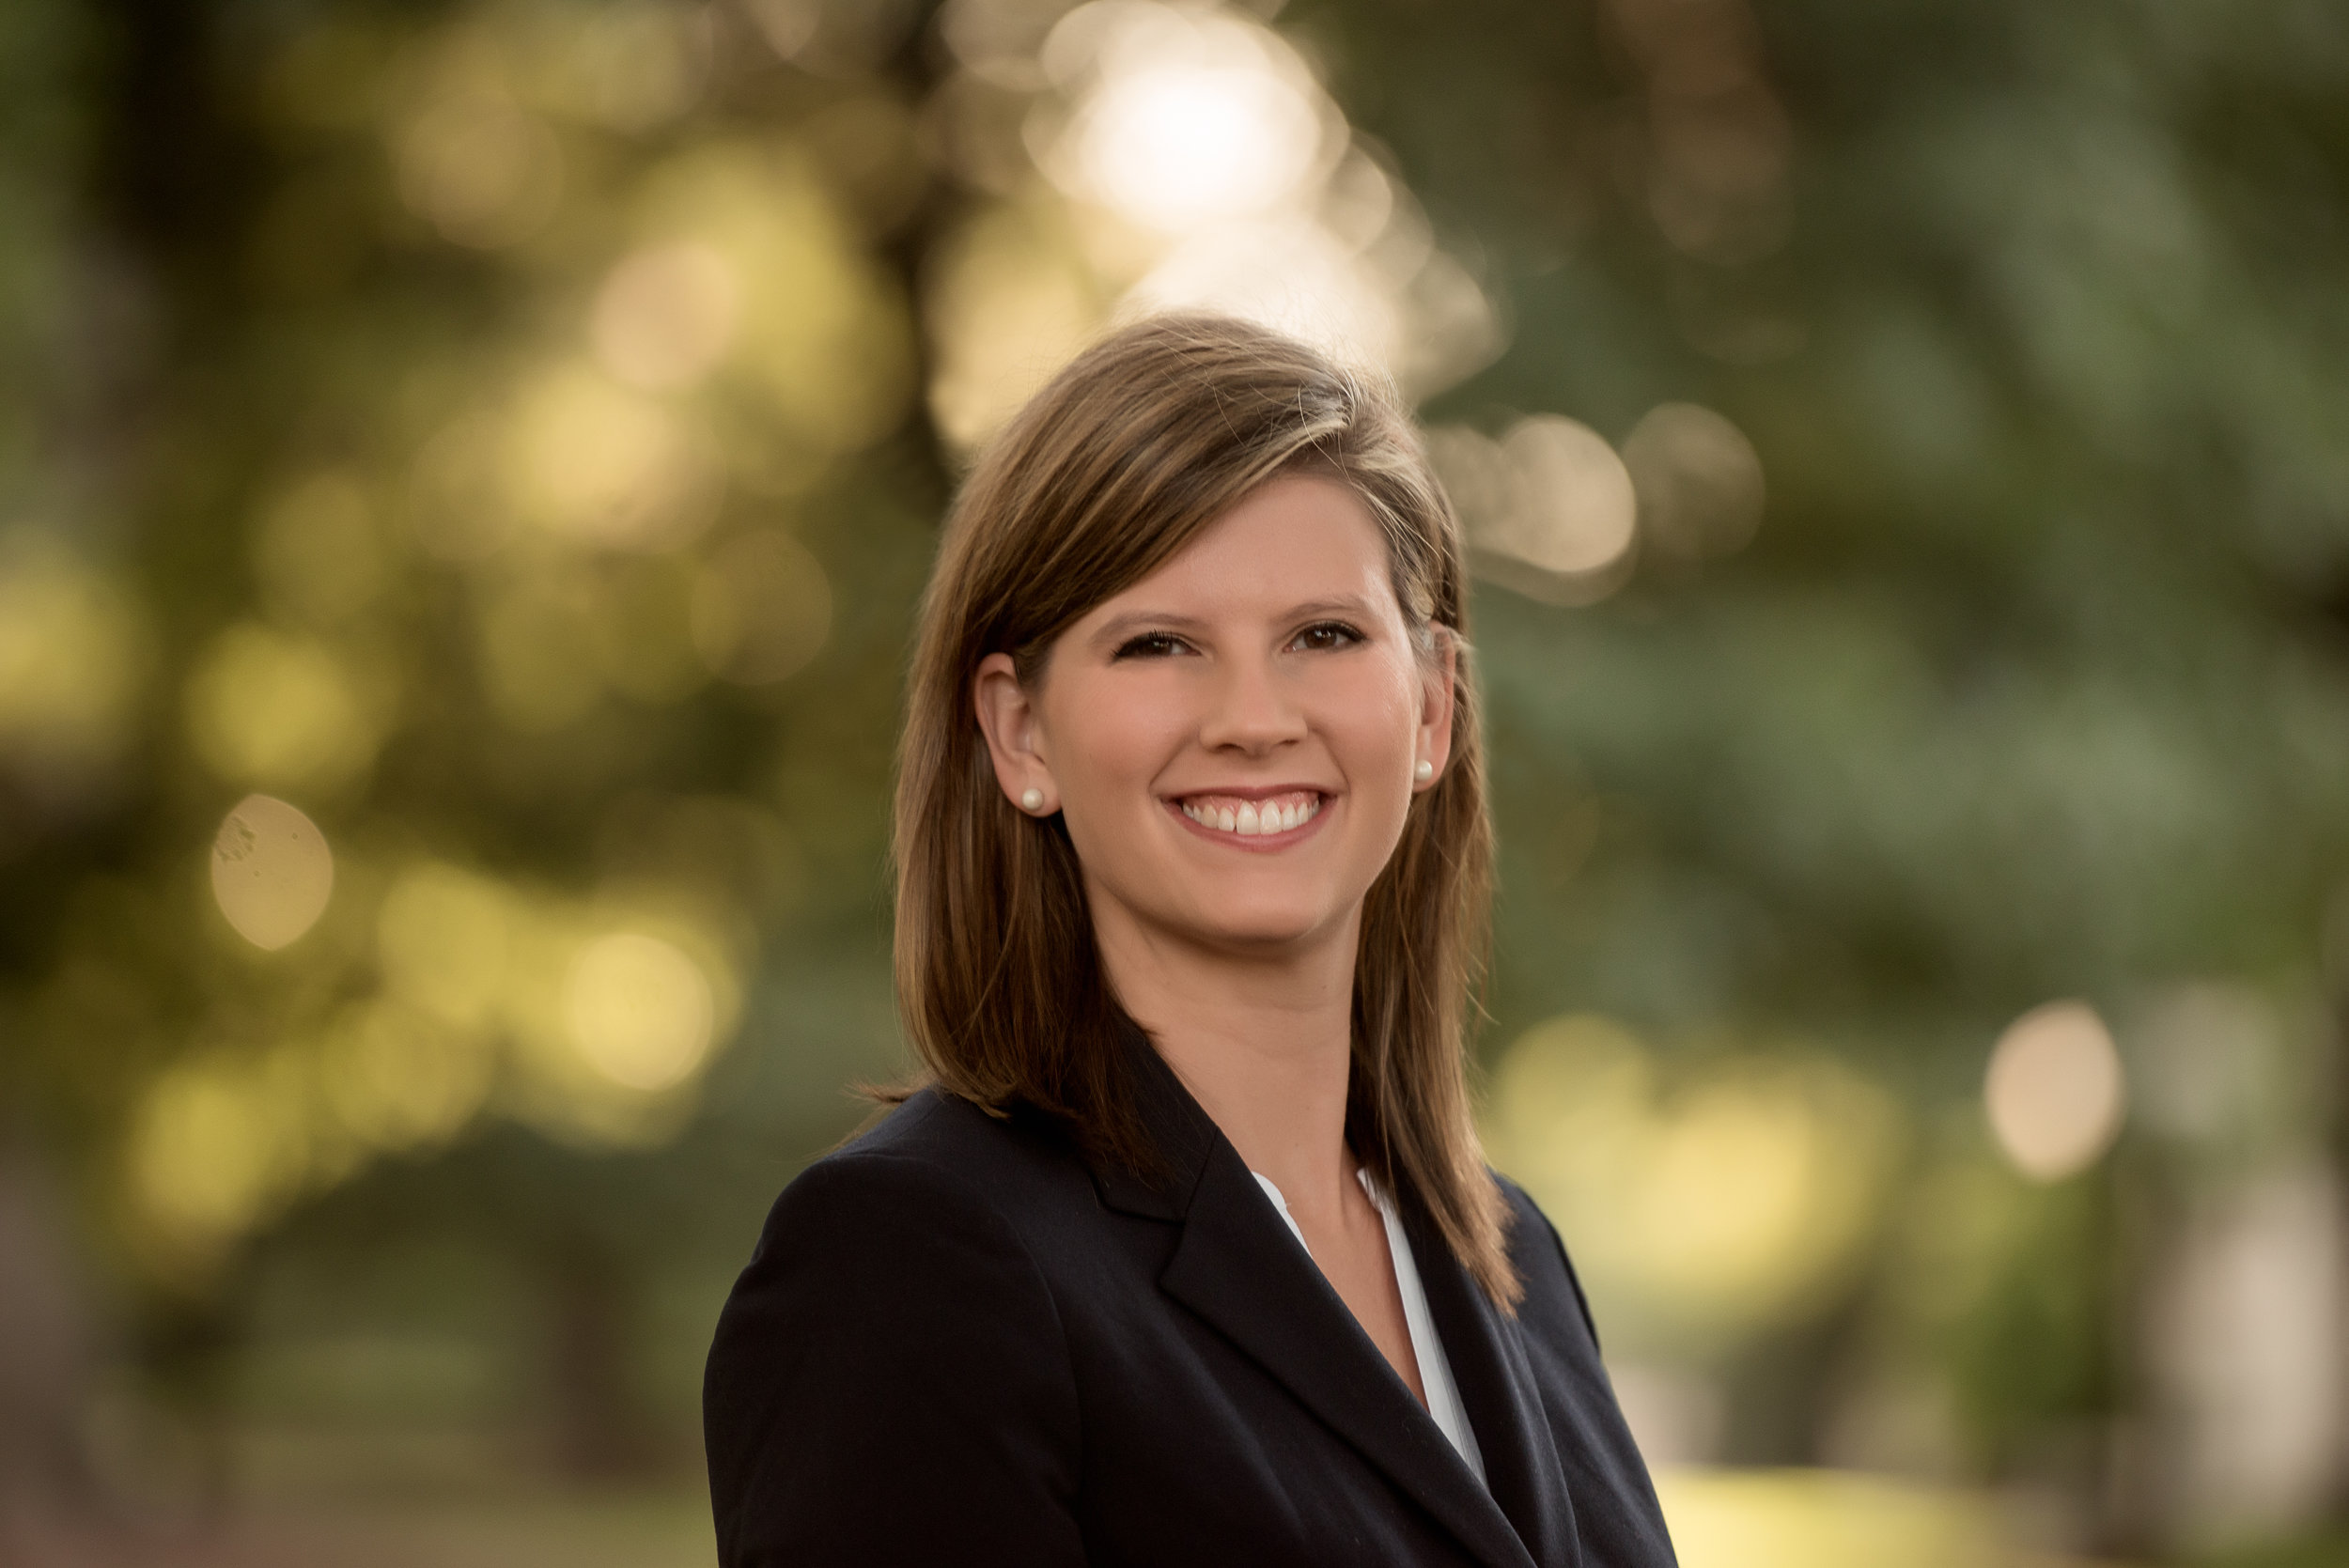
[703,315,1676,1568]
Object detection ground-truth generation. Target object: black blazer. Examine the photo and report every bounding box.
[704,1039,1678,1568]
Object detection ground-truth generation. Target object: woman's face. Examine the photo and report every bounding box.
[974,474,1453,958]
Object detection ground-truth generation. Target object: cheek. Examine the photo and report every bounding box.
[1044,672,1186,798]
[1320,660,1423,774]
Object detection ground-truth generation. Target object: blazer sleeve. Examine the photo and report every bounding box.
[704,1150,1087,1568]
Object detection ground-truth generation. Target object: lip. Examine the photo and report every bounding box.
[1167,784,1330,803]
[1161,785,1335,852]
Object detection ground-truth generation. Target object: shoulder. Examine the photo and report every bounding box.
[706,1093,1090,1566]
[1490,1170,1606,1356]
[739,1089,1086,1277]
[708,1089,1086,1411]
[833,1083,1073,1180]
[789,1084,1081,1211]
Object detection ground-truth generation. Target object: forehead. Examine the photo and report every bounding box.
[1086,474,1399,623]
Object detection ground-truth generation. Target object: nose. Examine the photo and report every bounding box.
[1197,648,1306,756]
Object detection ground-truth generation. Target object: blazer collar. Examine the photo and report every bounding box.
[1086,1027,1555,1568]
[1085,1021,1217,1222]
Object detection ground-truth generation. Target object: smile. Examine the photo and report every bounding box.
[1173,790,1324,839]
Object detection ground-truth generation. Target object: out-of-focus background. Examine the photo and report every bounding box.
[3,0,2346,1563]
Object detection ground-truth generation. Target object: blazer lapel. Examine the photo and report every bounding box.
[1159,1150,1536,1568]
[1404,1194,1583,1568]
[1094,1033,1537,1568]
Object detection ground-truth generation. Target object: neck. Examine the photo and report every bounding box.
[1090,896,1360,1219]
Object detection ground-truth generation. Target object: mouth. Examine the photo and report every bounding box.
[1167,787,1327,843]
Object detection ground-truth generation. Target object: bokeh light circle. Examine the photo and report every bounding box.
[1621,402,1766,562]
[592,241,742,391]
[562,931,715,1092]
[210,793,334,951]
[1984,1000,2126,1182]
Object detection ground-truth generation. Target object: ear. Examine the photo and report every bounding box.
[973,652,1058,814]
[1413,628,1457,792]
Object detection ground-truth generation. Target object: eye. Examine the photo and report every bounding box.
[1112,631,1191,660]
[1289,621,1364,653]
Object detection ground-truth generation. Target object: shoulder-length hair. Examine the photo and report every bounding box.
[892,312,1517,1305]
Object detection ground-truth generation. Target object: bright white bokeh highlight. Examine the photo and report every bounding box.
[1123,218,1399,370]
[1065,46,1323,233]
[926,2,1499,448]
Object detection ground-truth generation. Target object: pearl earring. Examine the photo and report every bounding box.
[1019,787,1046,813]
[1414,760,1435,783]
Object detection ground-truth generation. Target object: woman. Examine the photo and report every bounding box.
[704,315,1677,1568]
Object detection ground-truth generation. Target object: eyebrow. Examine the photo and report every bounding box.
[1087,595,1385,648]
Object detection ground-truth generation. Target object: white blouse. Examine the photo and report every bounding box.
[1251,1168,1487,1484]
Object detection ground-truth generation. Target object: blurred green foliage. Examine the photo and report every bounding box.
[3,0,2346,1560]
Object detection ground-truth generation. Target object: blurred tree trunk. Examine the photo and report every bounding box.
[542,1236,659,1480]
[872,0,955,518]
[0,1141,110,1565]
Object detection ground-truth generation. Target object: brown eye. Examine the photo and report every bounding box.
[1113,632,1189,660]
[1291,622,1363,652]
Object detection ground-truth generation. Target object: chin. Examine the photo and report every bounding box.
[1174,893,1349,954]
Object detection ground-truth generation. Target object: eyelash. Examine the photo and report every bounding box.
[1291,620,1364,652]
[1110,622,1365,660]
[1112,631,1190,660]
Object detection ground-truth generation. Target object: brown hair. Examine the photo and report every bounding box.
[891,313,1518,1305]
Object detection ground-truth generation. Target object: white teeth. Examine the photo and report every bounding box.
[1182,795,1321,837]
